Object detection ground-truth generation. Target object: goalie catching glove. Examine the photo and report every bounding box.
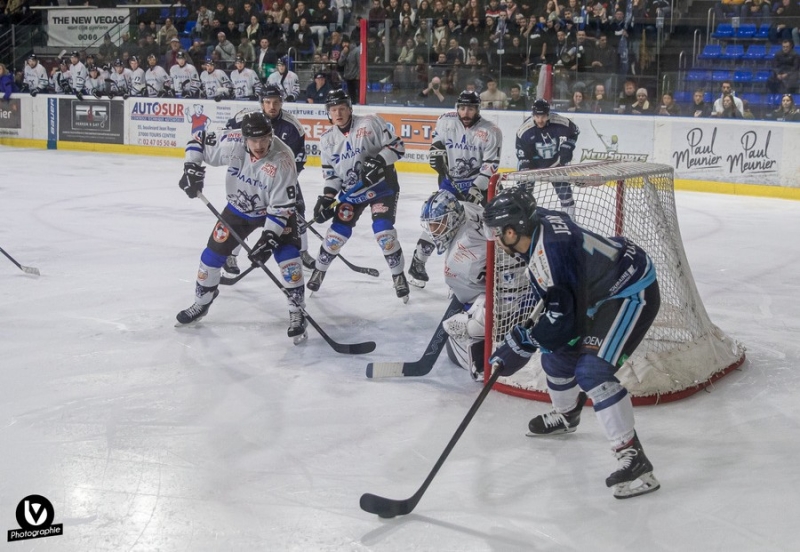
[361,155,386,187]
[313,195,337,223]
[179,162,206,198]
[248,230,281,264]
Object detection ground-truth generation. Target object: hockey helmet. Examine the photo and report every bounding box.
[176,51,186,59]
[420,189,466,254]
[325,88,352,109]
[112,58,124,67]
[532,98,551,116]
[241,111,274,139]
[130,56,140,64]
[455,90,481,127]
[87,64,99,73]
[261,84,284,100]
[59,57,69,67]
[277,55,289,68]
[483,187,539,241]
[70,50,80,59]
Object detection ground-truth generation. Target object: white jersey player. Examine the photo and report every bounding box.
[420,189,488,379]
[68,52,88,96]
[230,58,260,99]
[145,54,172,97]
[200,58,233,100]
[265,56,300,101]
[84,65,106,97]
[128,56,146,96]
[307,89,410,302]
[409,89,502,289]
[23,54,48,95]
[176,111,308,343]
[109,59,133,97]
[169,52,200,97]
[49,59,72,94]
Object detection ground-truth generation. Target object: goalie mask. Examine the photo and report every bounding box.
[483,187,539,243]
[420,189,466,254]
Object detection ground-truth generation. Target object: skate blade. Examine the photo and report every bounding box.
[525,426,577,437]
[174,316,205,328]
[407,277,426,289]
[292,331,309,345]
[399,295,409,304]
[612,472,661,499]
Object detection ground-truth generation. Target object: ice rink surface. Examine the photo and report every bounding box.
[1,146,799,551]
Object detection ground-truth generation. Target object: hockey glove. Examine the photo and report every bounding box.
[249,230,280,264]
[30,88,38,97]
[529,285,577,352]
[285,94,296,102]
[179,162,206,198]
[488,324,539,377]
[75,91,84,101]
[429,142,448,177]
[313,195,337,224]
[463,185,485,206]
[361,155,387,187]
[92,89,103,99]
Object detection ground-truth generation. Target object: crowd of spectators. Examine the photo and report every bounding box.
[3,0,800,120]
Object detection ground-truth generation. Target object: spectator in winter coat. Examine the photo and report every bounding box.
[0,63,16,101]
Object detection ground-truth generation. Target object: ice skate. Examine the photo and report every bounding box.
[301,251,316,271]
[224,255,241,276]
[392,272,410,303]
[606,433,661,499]
[407,254,429,288]
[175,290,220,326]
[527,392,588,436]
[307,268,326,292]
[287,309,308,345]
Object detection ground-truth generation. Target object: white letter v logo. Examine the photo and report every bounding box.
[24,501,47,526]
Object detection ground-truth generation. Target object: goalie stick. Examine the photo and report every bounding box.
[365,296,463,378]
[197,192,376,355]
[0,246,40,276]
[359,299,545,518]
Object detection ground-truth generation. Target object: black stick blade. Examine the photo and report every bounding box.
[359,492,418,518]
[334,340,377,355]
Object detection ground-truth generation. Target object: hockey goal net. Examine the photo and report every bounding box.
[484,161,746,405]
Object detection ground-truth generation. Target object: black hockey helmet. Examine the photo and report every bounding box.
[483,187,539,239]
[532,98,551,116]
[326,88,352,109]
[87,64,98,73]
[455,90,481,126]
[241,111,273,139]
[261,84,283,97]
[70,50,80,59]
[112,58,124,67]
[130,55,140,64]
[59,57,69,67]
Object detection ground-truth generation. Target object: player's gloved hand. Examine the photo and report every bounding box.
[179,162,206,198]
[488,324,539,377]
[429,146,448,177]
[313,195,336,223]
[361,156,387,187]
[75,91,84,101]
[30,88,38,97]
[285,94,296,102]
[529,285,577,352]
[92,89,103,99]
[464,185,485,205]
[249,230,280,264]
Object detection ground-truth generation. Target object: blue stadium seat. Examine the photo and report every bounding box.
[734,70,752,85]
[743,43,767,63]
[741,93,764,107]
[698,44,722,64]
[180,37,192,51]
[704,91,714,103]
[674,91,692,103]
[736,23,757,39]
[712,23,734,40]
[764,44,783,61]
[753,70,771,87]
[794,94,800,106]
[183,20,197,36]
[712,70,732,82]
[768,94,783,107]
[756,24,770,40]
[721,44,744,63]
[686,69,711,86]
[174,6,189,21]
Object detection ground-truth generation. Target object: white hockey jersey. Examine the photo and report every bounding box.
[265,70,300,100]
[130,67,146,96]
[431,111,502,193]
[319,113,405,195]
[145,65,172,96]
[230,67,260,99]
[109,68,132,95]
[50,69,72,93]
[169,63,200,97]
[184,128,298,237]
[23,63,48,92]
[84,75,106,95]
[69,61,88,93]
[443,202,487,304]
[200,69,233,99]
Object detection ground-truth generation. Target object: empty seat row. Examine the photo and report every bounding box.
[711,23,769,41]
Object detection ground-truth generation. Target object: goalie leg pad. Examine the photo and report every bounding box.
[443,312,469,340]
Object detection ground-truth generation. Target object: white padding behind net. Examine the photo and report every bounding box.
[489,161,745,402]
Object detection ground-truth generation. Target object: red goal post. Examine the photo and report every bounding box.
[483,161,746,405]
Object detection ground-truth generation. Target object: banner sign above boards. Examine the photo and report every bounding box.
[47,9,128,47]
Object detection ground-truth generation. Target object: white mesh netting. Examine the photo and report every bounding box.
[486,161,746,404]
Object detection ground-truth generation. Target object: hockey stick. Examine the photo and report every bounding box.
[0,246,40,276]
[219,263,258,285]
[366,296,462,378]
[197,192,376,355]
[359,300,545,518]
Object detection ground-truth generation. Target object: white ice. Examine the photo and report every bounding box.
[1,146,799,552]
